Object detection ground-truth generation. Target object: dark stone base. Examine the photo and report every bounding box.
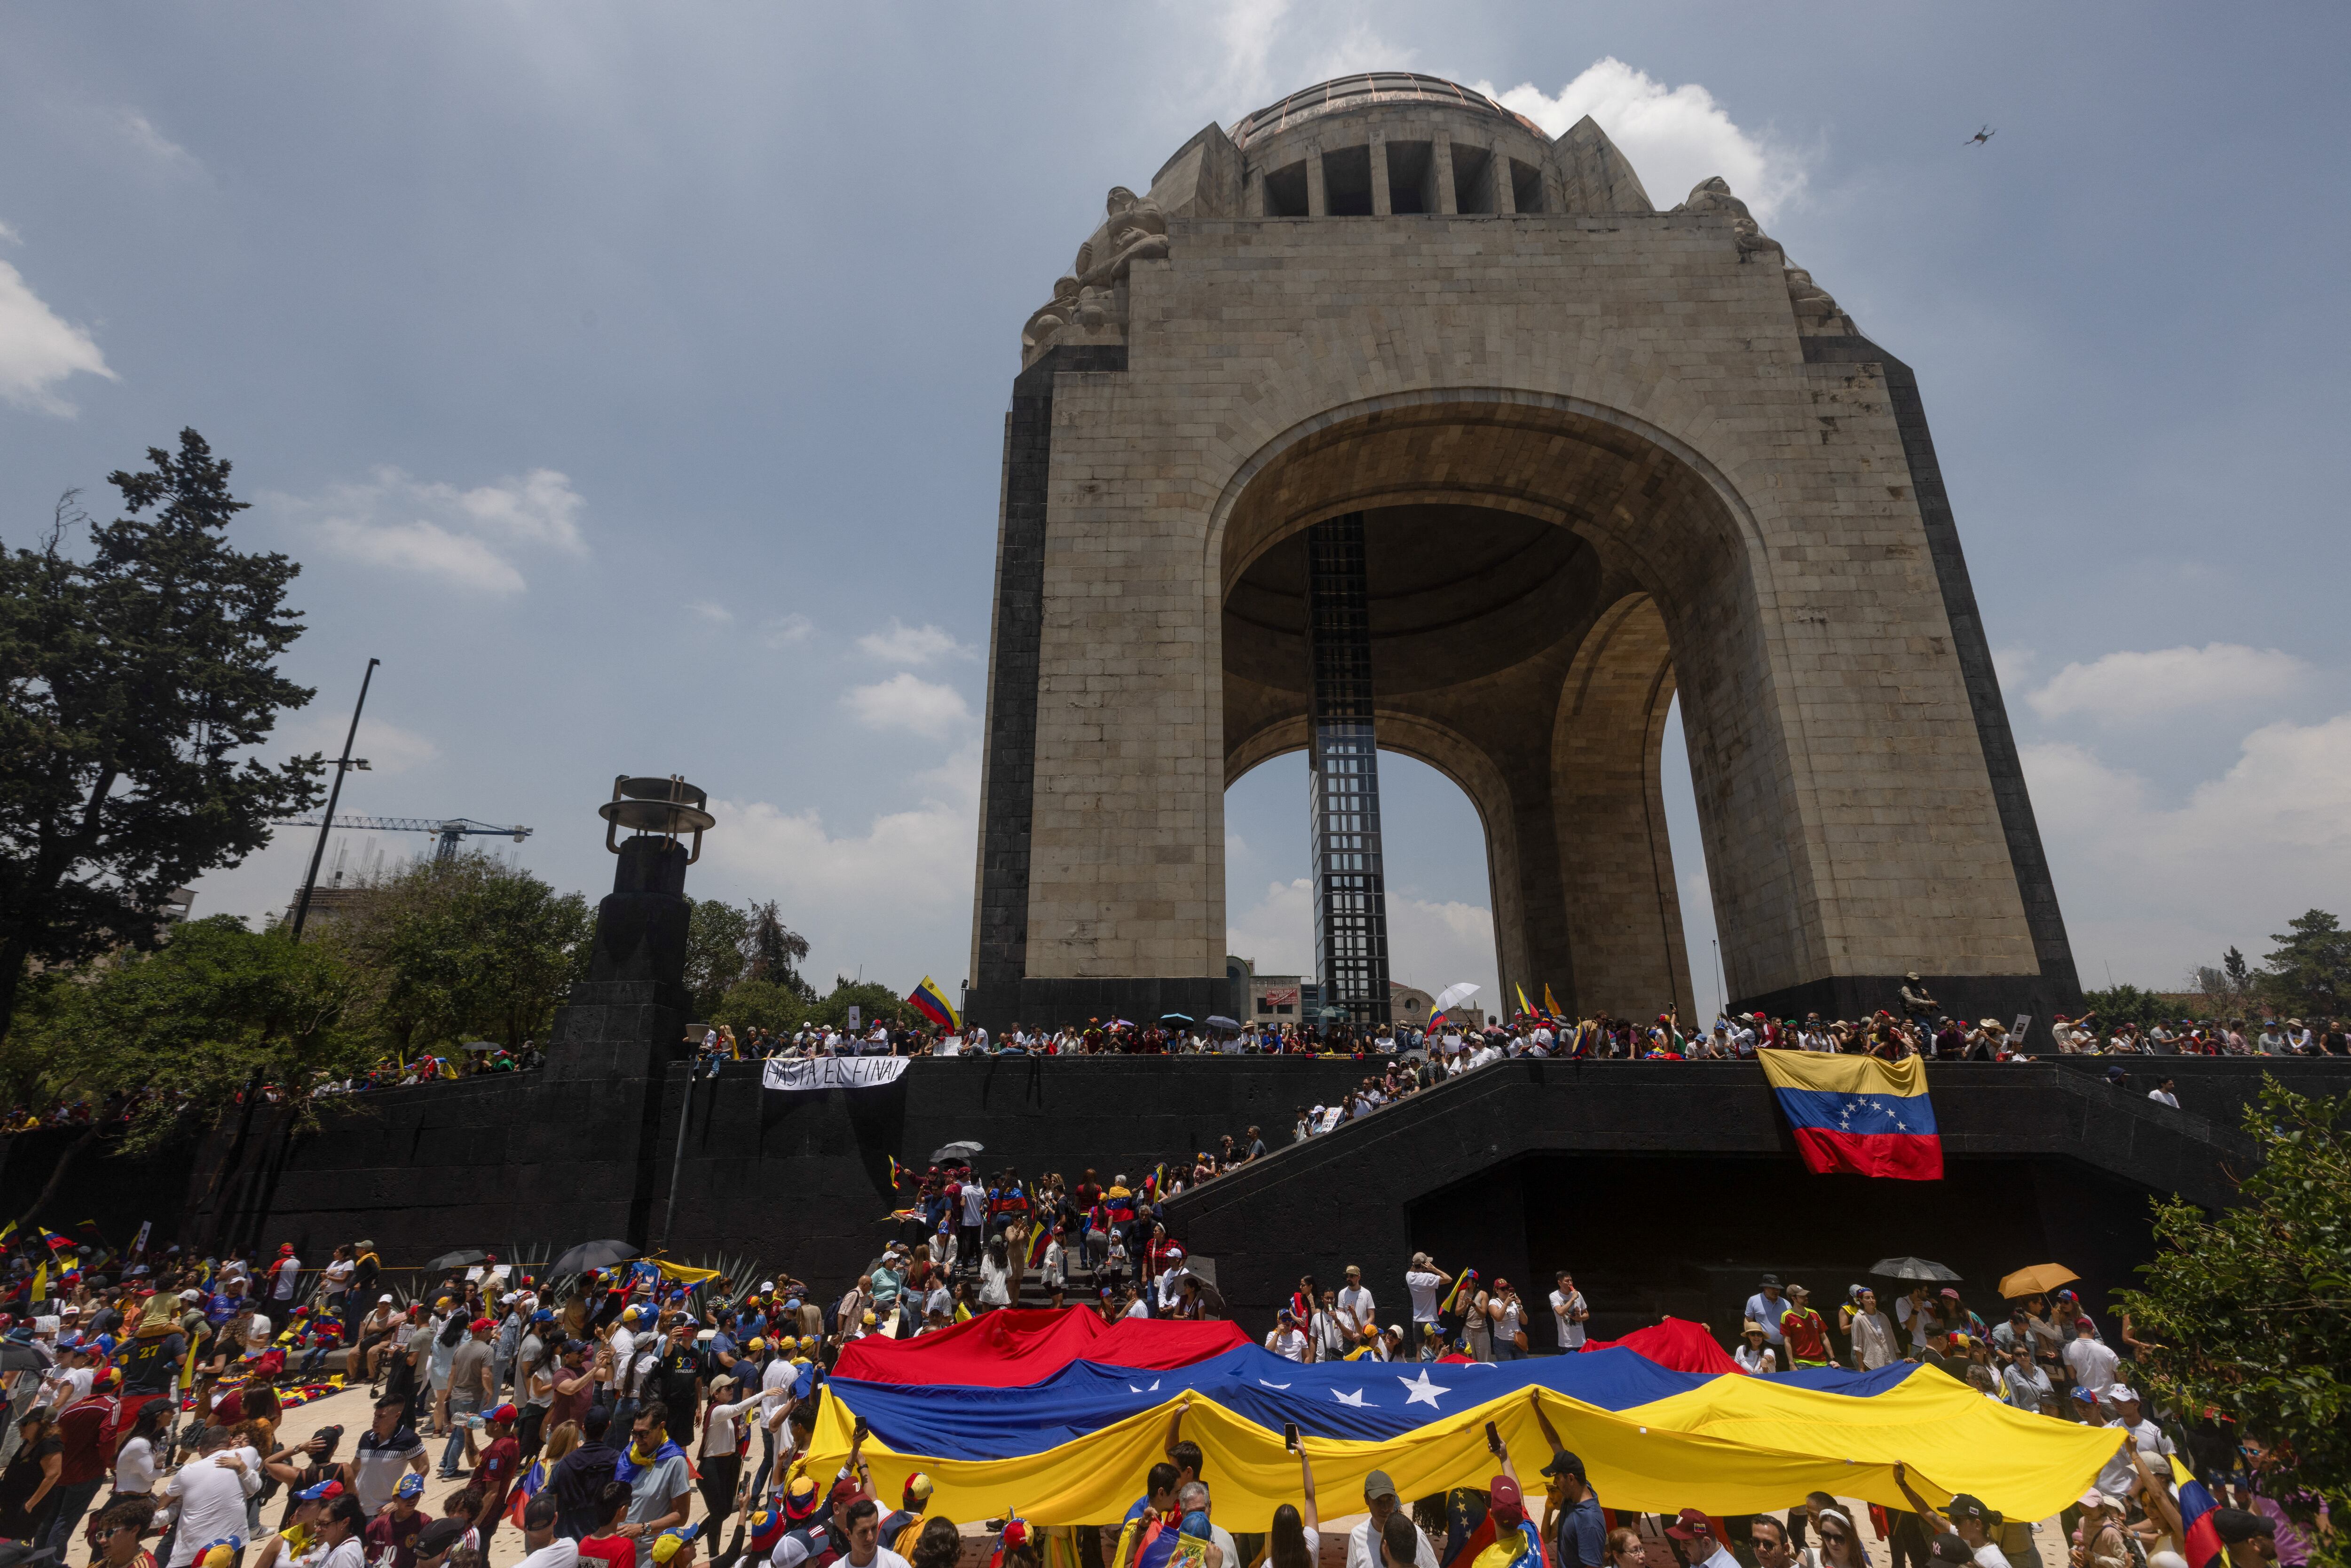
[1735,972,2084,1044]
[962,975,1245,1032]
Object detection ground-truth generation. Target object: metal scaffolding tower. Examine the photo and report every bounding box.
[1305,513,1391,1024]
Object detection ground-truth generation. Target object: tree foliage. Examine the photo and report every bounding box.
[2083,983,2171,1032]
[2260,909,2351,1021]
[17,915,374,1155]
[684,898,751,1020]
[712,978,806,1037]
[322,852,591,1053]
[744,899,814,1001]
[810,976,915,1030]
[2114,1079,2351,1556]
[0,432,322,1046]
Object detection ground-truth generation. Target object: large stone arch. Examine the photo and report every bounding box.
[964,75,2078,1031]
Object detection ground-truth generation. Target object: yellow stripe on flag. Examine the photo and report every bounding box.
[1755,1050,1928,1098]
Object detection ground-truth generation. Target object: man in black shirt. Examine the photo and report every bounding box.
[549,1407,622,1541]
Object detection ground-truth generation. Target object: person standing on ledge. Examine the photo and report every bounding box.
[1900,974,1939,1021]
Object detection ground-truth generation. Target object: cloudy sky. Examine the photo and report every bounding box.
[4,4,2346,1018]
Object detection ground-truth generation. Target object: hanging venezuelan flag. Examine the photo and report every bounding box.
[1758,1051,1943,1180]
[908,976,960,1031]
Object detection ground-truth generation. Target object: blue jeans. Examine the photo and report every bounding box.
[1491,1341,1523,1362]
[441,1421,474,1474]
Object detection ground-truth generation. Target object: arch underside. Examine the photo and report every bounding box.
[1216,397,1794,1021]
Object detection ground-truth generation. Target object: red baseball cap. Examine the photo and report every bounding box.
[1667,1511,1715,1542]
[1489,1477,1524,1525]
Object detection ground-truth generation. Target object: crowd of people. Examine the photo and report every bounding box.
[0,1229,2313,1568]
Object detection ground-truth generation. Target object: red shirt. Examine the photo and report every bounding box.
[472,1434,521,1513]
[55,1400,111,1487]
[1780,1306,1831,1365]
[577,1536,635,1568]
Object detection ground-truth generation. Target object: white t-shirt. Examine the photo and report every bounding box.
[2064,1336,2120,1395]
[1404,1270,1443,1324]
[1336,1284,1375,1336]
[760,1355,796,1419]
[1266,1326,1308,1362]
[323,1259,356,1295]
[166,1455,260,1568]
[1733,1342,1778,1374]
[960,1186,987,1225]
[115,1434,157,1495]
[1551,1288,1586,1348]
[272,1256,302,1300]
[517,1543,583,1568]
[2147,1089,2179,1108]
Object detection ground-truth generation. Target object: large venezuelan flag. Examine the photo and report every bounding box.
[1758,1051,1943,1180]
[908,975,961,1031]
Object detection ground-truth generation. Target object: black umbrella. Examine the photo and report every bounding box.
[1204,1016,1241,1032]
[548,1239,640,1276]
[931,1140,983,1162]
[0,1339,51,1373]
[1870,1255,1961,1282]
[423,1249,489,1271]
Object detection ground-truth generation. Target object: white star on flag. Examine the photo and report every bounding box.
[1331,1388,1372,1407]
[1396,1370,1450,1407]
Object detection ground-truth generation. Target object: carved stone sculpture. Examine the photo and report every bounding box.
[1674,175,1782,262]
[1021,186,1174,357]
[1783,265,1849,330]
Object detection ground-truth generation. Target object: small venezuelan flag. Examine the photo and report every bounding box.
[888,1156,910,1189]
[1541,984,1563,1020]
[907,976,960,1032]
[1758,1051,1943,1180]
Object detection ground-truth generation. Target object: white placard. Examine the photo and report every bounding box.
[2012,1014,2033,1042]
[763,1056,911,1092]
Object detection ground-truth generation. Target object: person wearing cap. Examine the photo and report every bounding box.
[436,1318,496,1478]
[2063,1316,2121,1406]
[1664,1510,1738,1568]
[2093,1387,2175,1504]
[1265,1310,1310,1363]
[1743,1276,1789,1350]
[2211,1509,2278,1568]
[513,1492,577,1568]
[879,1474,934,1560]
[1335,1267,1376,1348]
[1517,1393,1602,1568]
[691,1374,760,1542]
[460,1403,524,1539]
[410,1514,473,1568]
[1471,1421,1543,1568]
[1894,1467,2008,1568]
[2073,1491,2131,1568]
[363,1472,430,1568]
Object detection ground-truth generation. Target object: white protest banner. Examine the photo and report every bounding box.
[2012,1014,2034,1043]
[763,1056,912,1092]
[131,1220,152,1256]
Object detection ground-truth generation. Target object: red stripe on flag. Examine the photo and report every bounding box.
[1789,1127,1945,1181]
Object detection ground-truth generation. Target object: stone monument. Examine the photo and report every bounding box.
[968,72,2079,1030]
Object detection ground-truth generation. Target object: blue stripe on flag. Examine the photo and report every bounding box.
[1772,1087,1938,1137]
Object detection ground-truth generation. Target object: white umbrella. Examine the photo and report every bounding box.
[1433,982,1482,1014]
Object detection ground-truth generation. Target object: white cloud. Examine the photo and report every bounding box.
[2026,642,2305,723]
[843,672,974,739]
[1226,876,1496,1002]
[856,618,973,666]
[281,466,586,594]
[315,516,527,594]
[1474,58,1805,222]
[285,714,441,774]
[2025,714,2351,985]
[761,613,815,648]
[0,246,114,415]
[1992,646,2036,695]
[686,600,734,625]
[1185,0,1414,120]
[119,111,201,173]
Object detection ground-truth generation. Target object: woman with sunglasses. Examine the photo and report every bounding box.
[1804,1508,1868,1568]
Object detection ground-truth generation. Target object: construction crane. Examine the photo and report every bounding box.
[276,814,534,863]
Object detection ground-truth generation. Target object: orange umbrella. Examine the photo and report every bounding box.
[1998,1263,2079,1298]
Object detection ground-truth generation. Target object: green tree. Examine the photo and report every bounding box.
[684,898,751,1019]
[744,900,815,1002]
[713,977,807,1037]
[0,432,323,1048]
[2261,909,2351,1021]
[2083,983,2170,1032]
[809,976,914,1030]
[325,852,592,1053]
[8,915,374,1225]
[2114,1079,2351,1561]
